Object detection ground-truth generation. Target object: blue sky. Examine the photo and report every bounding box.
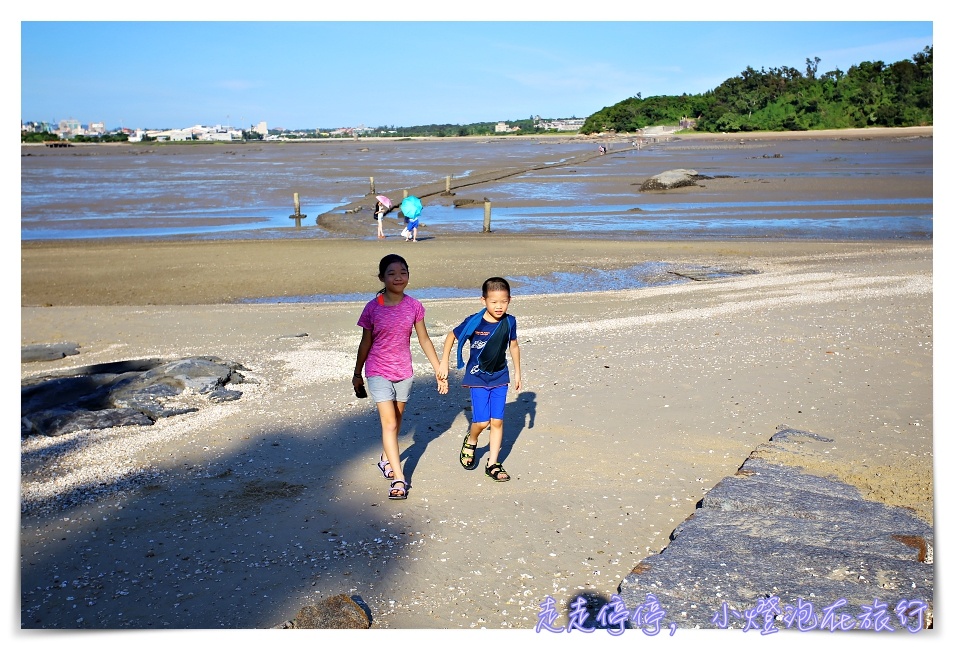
[18,10,934,132]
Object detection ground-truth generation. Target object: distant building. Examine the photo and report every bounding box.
[21,121,52,133]
[327,124,372,137]
[495,122,520,133]
[253,121,268,136]
[206,130,238,141]
[56,118,83,138]
[534,117,585,131]
[169,129,195,141]
[193,125,243,141]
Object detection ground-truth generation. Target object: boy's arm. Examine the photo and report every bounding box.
[438,331,457,379]
[509,338,521,392]
[414,319,449,393]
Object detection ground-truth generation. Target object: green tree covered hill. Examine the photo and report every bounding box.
[581,46,932,134]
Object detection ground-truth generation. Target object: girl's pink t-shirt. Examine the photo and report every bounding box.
[357,294,426,381]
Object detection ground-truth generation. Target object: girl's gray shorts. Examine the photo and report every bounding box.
[367,375,413,403]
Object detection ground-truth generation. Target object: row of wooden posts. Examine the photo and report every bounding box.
[369,175,456,196]
[289,175,493,232]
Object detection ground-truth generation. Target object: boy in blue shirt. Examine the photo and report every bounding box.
[438,277,522,481]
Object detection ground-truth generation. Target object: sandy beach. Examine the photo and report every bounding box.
[18,128,935,633]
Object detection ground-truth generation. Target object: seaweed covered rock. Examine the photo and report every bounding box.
[21,356,251,437]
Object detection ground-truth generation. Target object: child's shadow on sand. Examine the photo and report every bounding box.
[499,390,536,462]
[400,381,537,480]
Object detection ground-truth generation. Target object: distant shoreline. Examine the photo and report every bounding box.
[20,125,933,147]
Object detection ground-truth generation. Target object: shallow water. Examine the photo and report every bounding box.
[403,199,932,240]
[239,262,753,304]
[20,135,932,241]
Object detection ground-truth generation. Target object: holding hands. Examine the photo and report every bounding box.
[436,366,449,394]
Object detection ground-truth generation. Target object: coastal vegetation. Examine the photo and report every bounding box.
[21,131,61,143]
[581,46,932,134]
[21,130,132,143]
[274,120,541,139]
[72,133,131,143]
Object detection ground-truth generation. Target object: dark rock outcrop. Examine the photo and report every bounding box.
[21,356,251,437]
[22,342,81,362]
[617,426,934,632]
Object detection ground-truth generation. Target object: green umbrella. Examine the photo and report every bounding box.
[400,195,423,219]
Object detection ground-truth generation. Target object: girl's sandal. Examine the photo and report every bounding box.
[376,455,394,480]
[485,462,511,482]
[459,433,477,470]
[388,479,409,500]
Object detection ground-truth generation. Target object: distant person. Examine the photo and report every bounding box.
[373,199,389,238]
[598,144,606,155]
[353,254,447,500]
[438,277,521,482]
[404,214,420,242]
[400,195,423,242]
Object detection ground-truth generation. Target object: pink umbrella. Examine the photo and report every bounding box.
[375,195,392,210]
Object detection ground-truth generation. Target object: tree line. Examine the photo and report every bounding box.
[581,46,932,134]
[21,131,131,143]
[353,119,543,138]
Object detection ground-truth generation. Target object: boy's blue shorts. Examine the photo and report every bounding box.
[470,384,508,422]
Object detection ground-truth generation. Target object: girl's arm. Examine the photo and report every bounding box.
[414,319,449,393]
[353,328,373,389]
[509,338,521,392]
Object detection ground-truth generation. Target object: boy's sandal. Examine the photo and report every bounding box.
[376,455,394,480]
[388,479,409,500]
[459,433,477,470]
[485,462,511,482]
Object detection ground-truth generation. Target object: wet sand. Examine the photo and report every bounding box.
[21,126,932,241]
[18,128,935,634]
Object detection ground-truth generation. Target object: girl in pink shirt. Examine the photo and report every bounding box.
[353,254,448,499]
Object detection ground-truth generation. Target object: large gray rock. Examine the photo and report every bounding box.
[639,169,701,191]
[21,356,251,437]
[25,407,155,437]
[617,427,934,632]
[21,342,80,362]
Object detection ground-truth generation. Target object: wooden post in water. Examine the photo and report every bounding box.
[369,177,375,195]
[403,189,408,199]
[445,176,451,193]
[289,193,306,227]
[483,199,492,233]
